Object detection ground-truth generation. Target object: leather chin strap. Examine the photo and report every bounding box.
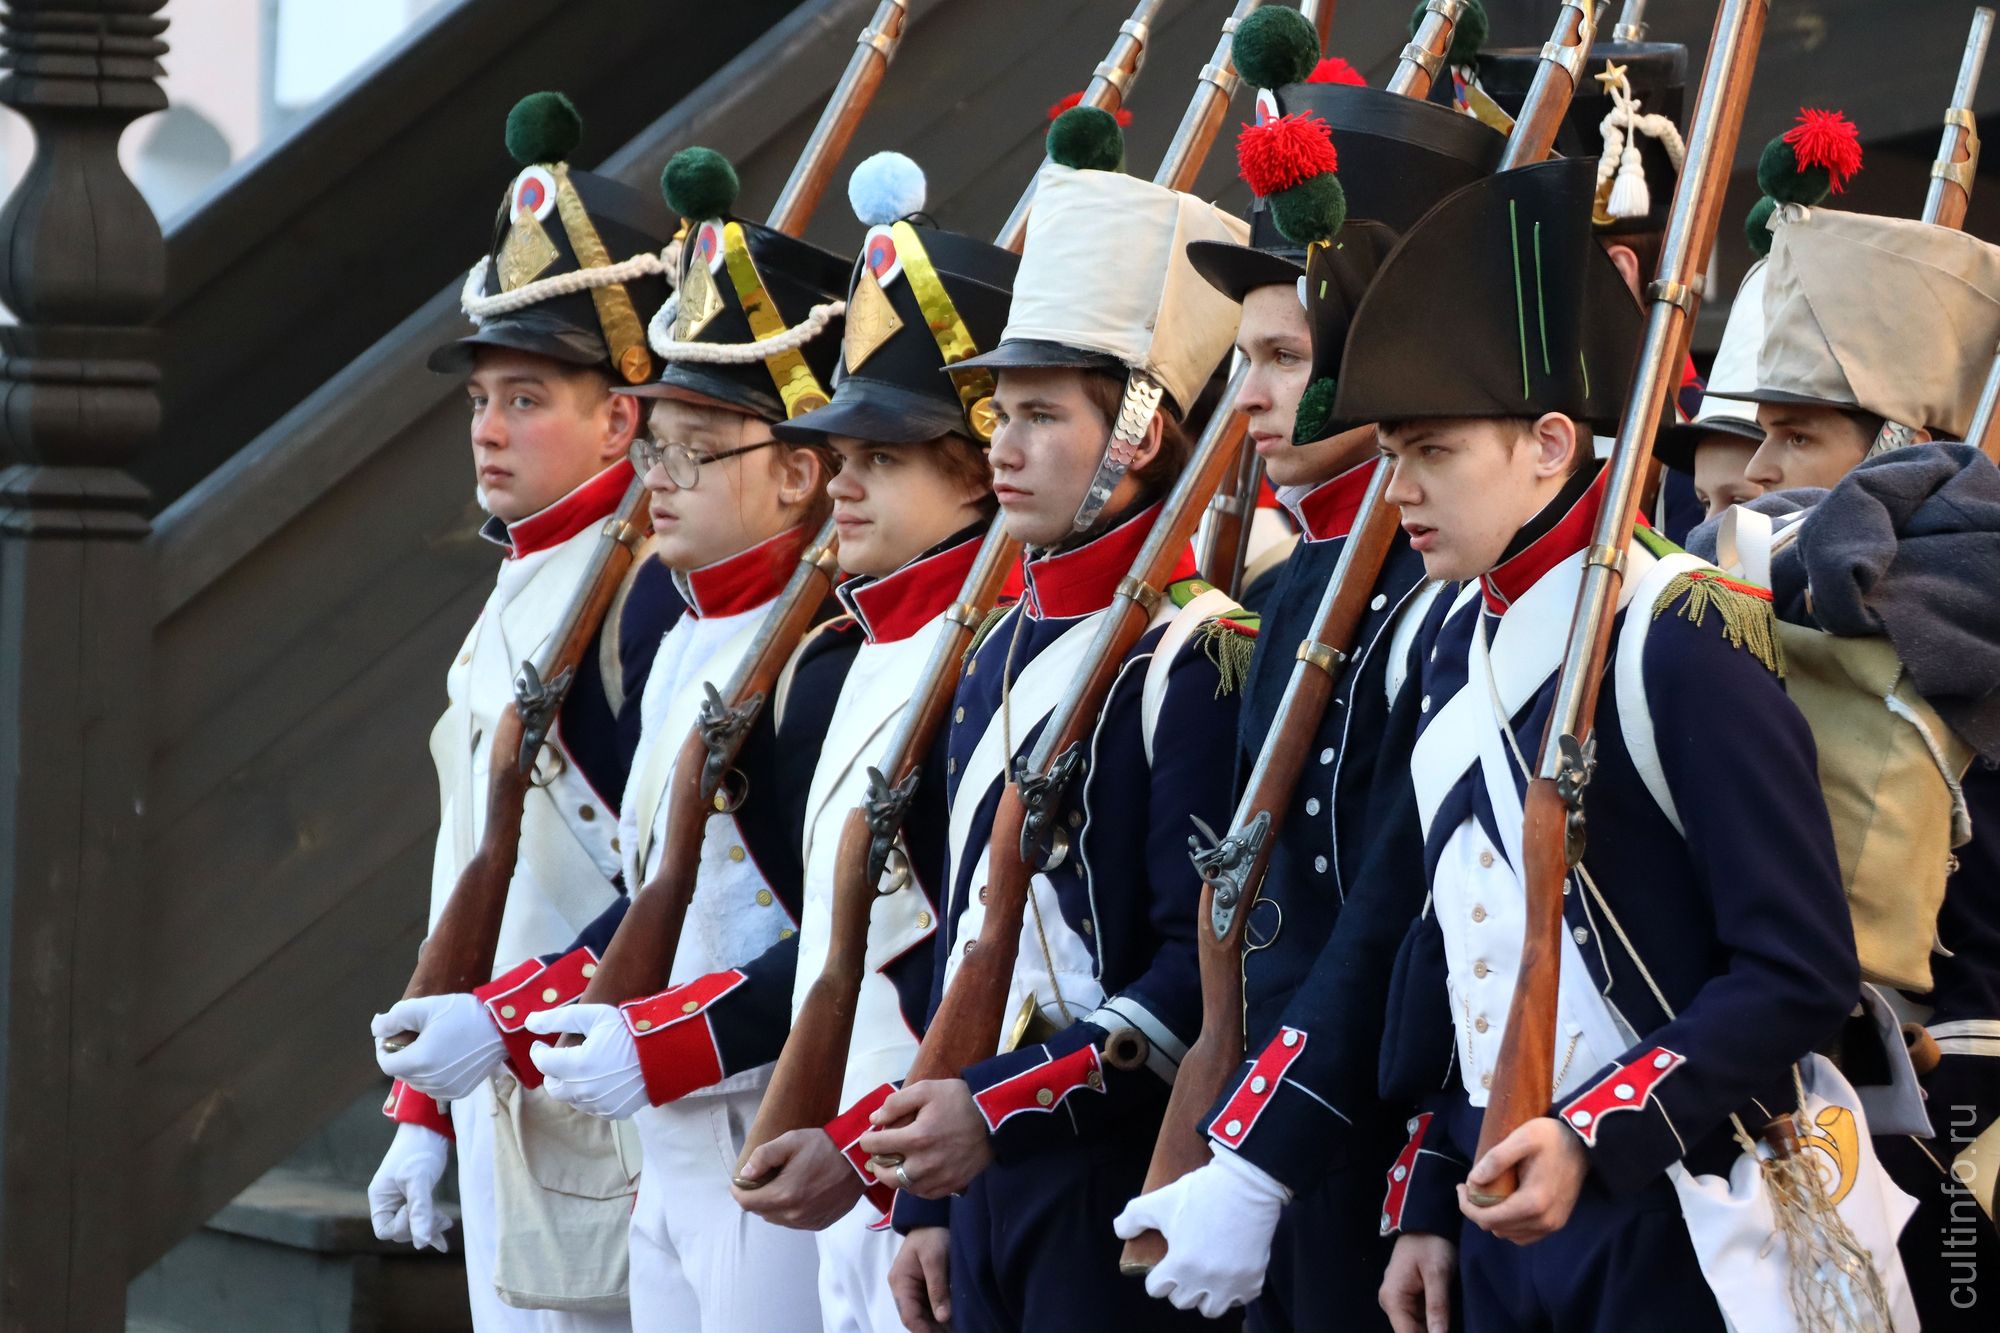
[1070,370,1165,532]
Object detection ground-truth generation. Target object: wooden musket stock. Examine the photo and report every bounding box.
[573,525,843,1016]
[1121,465,1402,1274]
[903,363,1253,1091]
[1124,0,1608,1271]
[729,0,1173,1185]
[1469,0,1768,1206]
[388,2,907,1051]
[1922,6,1991,230]
[384,481,651,1049]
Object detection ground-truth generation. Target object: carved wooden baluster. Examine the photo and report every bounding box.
[0,3,167,1326]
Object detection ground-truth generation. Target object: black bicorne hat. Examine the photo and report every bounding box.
[775,156,1020,447]
[1326,156,1643,436]
[431,92,675,383]
[1479,41,1687,236]
[628,148,849,423]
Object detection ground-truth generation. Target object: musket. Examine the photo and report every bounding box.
[1611,0,1649,43]
[563,1,915,1017]
[1195,2,1339,595]
[1389,0,1469,99]
[994,0,1166,250]
[732,0,1171,1182]
[1121,0,1599,1274]
[1965,339,2000,464]
[1922,6,1992,230]
[1469,0,1768,1205]
[895,0,1263,1096]
[383,481,652,1048]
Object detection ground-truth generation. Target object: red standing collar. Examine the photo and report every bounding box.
[842,530,991,644]
[1479,467,1650,613]
[492,463,632,559]
[679,526,809,619]
[1280,458,1377,544]
[1021,503,1196,620]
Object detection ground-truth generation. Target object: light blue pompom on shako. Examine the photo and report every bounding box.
[847,150,928,227]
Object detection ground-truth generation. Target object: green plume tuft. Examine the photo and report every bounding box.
[1744,195,1779,258]
[505,91,583,166]
[661,146,740,220]
[1756,136,1831,206]
[1293,377,1339,445]
[1411,0,1489,68]
[1270,174,1348,247]
[1232,6,1321,90]
[1047,105,1125,172]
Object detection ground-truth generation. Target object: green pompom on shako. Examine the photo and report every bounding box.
[505,91,584,166]
[1232,5,1321,90]
[662,146,741,221]
[1744,195,1778,259]
[1270,172,1348,247]
[1047,105,1125,172]
[1410,0,1488,68]
[1293,376,1339,446]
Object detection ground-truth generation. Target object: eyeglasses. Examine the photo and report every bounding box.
[629,436,779,488]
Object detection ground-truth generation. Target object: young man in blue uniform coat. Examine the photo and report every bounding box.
[1342,157,1867,1332]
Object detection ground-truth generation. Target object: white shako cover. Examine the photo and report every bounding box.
[1001,163,1248,420]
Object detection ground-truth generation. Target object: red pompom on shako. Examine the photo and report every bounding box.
[1782,107,1863,193]
[1236,110,1339,199]
[1308,57,1367,87]
[1047,91,1133,126]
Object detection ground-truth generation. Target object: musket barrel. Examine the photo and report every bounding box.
[996,0,1169,253]
[1537,0,1766,787]
[1388,0,1466,100]
[1612,0,1649,43]
[1922,5,1992,230]
[767,0,910,234]
[1496,0,1599,172]
[1470,0,1769,1201]
[1154,0,1263,193]
[1966,340,2000,464]
[1303,0,1336,48]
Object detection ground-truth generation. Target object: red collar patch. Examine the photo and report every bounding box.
[843,531,990,644]
[1021,504,1194,620]
[498,463,631,559]
[1479,467,1653,613]
[1281,458,1377,544]
[681,526,808,619]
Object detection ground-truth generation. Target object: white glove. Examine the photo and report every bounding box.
[1111,1145,1290,1319]
[525,1003,650,1119]
[367,1122,453,1253]
[371,992,508,1101]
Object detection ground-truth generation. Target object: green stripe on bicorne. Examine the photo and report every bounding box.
[1578,351,1590,400]
[1509,200,1529,399]
[1533,219,1551,376]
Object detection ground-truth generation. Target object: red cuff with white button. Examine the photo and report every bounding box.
[971,1043,1106,1131]
[823,1082,897,1214]
[620,969,749,1106]
[1555,1046,1685,1148]
[383,1079,455,1139]
[1211,1026,1308,1150]
[473,948,600,1089]
[1379,1110,1431,1235]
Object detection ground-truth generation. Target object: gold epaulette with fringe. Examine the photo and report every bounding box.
[1168,577,1260,698]
[1635,528,1785,677]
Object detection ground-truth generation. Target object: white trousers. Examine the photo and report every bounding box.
[814,1198,901,1333]
[450,1093,632,1333]
[628,1078,822,1333]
